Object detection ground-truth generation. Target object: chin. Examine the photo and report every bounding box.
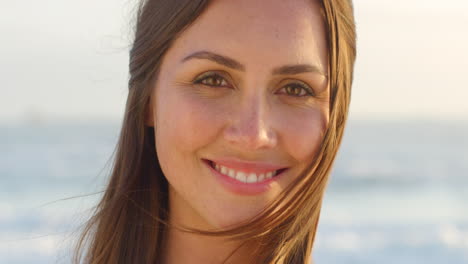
[202,203,267,230]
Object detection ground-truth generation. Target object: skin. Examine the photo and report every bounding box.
[145,0,329,263]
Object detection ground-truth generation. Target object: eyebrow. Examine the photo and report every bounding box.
[182,51,245,71]
[181,50,328,78]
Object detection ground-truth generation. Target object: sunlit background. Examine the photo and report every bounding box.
[1,0,467,263]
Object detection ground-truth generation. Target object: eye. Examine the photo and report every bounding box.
[279,81,315,97]
[193,72,230,87]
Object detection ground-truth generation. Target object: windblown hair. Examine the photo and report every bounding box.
[73,0,356,263]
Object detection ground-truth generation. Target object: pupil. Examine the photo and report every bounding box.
[289,86,299,95]
[207,77,220,86]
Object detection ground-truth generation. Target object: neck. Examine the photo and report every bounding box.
[161,185,258,264]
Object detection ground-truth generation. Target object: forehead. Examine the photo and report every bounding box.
[167,0,328,72]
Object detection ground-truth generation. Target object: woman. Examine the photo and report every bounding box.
[74,0,356,263]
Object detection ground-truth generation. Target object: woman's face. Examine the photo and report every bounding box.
[147,0,329,229]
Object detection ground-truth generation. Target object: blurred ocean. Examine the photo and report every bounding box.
[0,119,467,264]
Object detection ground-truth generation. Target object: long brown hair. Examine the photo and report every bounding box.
[73,0,356,263]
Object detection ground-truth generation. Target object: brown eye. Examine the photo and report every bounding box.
[193,72,229,87]
[281,82,314,97]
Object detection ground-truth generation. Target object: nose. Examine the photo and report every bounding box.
[223,96,277,150]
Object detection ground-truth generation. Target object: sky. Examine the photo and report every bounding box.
[1,0,467,123]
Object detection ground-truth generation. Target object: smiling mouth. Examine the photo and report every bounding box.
[204,159,288,184]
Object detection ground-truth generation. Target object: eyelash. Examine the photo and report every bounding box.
[192,72,315,97]
[193,72,230,88]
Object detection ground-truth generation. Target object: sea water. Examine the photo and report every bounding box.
[1,119,467,264]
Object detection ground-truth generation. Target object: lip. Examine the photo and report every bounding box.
[202,159,289,196]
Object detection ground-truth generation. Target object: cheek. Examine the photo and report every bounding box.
[153,87,222,213]
[276,106,328,164]
[154,87,226,155]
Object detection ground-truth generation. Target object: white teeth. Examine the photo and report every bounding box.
[236,171,247,182]
[212,161,279,183]
[258,173,265,181]
[228,169,236,178]
[221,166,228,175]
[246,173,257,183]
[266,171,273,179]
